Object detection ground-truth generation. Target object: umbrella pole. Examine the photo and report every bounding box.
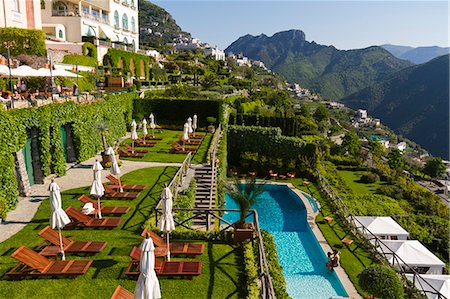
[167,232,171,261]
[97,196,102,219]
[58,227,66,260]
[152,128,154,138]
[132,141,135,153]
[118,174,123,193]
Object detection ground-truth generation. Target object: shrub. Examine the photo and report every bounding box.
[82,42,97,58]
[358,265,404,299]
[360,173,379,183]
[62,54,97,67]
[173,179,196,227]
[343,194,406,216]
[243,241,260,298]
[0,196,7,219]
[0,28,46,56]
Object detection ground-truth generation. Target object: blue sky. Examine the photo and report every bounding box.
[152,1,449,50]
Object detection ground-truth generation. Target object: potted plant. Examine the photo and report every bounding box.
[224,176,265,243]
[95,121,110,164]
[206,116,216,133]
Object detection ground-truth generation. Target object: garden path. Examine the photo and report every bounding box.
[0,154,185,243]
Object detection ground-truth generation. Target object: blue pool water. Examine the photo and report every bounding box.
[301,191,319,213]
[224,184,348,299]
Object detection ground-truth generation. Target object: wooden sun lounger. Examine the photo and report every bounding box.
[111,286,133,299]
[140,229,204,256]
[178,139,201,145]
[190,133,205,139]
[103,184,140,199]
[117,147,145,158]
[125,257,201,278]
[105,175,146,191]
[170,146,197,154]
[38,226,107,256]
[135,139,156,147]
[6,246,92,277]
[65,206,122,229]
[124,144,148,153]
[143,134,162,140]
[78,194,130,215]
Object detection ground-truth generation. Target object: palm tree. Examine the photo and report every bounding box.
[223,175,265,228]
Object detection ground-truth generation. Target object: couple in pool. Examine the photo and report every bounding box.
[326,249,340,271]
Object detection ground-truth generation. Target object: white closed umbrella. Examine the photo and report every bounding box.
[90,160,105,219]
[130,120,138,151]
[106,147,122,192]
[149,113,156,137]
[49,180,71,260]
[158,186,175,261]
[192,114,197,136]
[142,118,148,142]
[187,117,193,135]
[182,122,189,150]
[134,235,161,299]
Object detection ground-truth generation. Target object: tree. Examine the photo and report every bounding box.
[341,131,361,157]
[313,105,329,122]
[368,140,384,158]
[423,157,446,178]
[388,149,404,170]
[95,121,109,152]
[223,176,265,227]
[358,265,404,299]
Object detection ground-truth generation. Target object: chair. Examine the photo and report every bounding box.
[103,184,140,199]
[65,206,122,229]
[117,147,144,158]
[125,257,201,278]
[78,194,131,215]
[38,226,107,256]
[135,139,156,147]
[269,170,278,179]
[111,286,133,299]
[342,237,354,245]
[141,229,205,256]
[286,171,296,179]
[179,139,201,145]
[123,144,148,154]
[143,134,162,140]
[189,133,205,139]
[170,143,197,154]
[105,175,146,191]
[6,246,92,277]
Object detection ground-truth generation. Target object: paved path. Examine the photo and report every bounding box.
[0,153,182,243]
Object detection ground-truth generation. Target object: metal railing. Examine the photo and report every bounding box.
[154,207,276,299]
[206,124,222,229]
[317,170,447,299]
[156,152,192,209]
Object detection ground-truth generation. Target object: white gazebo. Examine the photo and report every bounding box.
[353,216,409,240]
[375,240,445,275]
[405,274,449,299]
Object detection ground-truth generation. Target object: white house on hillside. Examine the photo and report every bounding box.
[203,47,225,60]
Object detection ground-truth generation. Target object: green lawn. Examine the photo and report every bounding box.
[121,129,213,164]
[0,167,244,299]
[336,170,387,194]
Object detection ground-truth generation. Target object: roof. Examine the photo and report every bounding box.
[377,240,445,267]
[354,216,409,236]
[405,274,450,299]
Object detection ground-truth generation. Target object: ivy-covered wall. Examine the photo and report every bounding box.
[0,28,46,56]
[0,92,136,210]
[102,48,151,79]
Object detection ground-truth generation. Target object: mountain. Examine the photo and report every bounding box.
[225,29,413,100]
[138,0,190,49]
[341,55,449,159]
[381,44,450,64]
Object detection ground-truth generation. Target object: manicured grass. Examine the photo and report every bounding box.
[291,178,373,297]
[0,167,244,298]
[121,129,212,164]
[336,170,387,194]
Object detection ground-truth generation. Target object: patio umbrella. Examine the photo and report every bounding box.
[90,160,105,219]
[10,65,41,77]
[142,118,148,143]
[149,113,156,137]
[49,179,71,260]
[182,122,189,150]
[187,117,193,135]
[192,114,197,136]
[52,68,79,78]
[106,147,122,192]
[0,64,10,76]
[158,186,175,261]
[130,119,138,152]
[134,235,161,299]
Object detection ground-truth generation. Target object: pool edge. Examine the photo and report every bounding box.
[266,181,362,299]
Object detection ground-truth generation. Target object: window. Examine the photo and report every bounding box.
[86,26,96,37]
[123,37,128,45]
[12,0,19,12]
[114,11,119,27]
[131,17,135,32]
[131,40,135,49]
[52,1,68,16]
[58,30,64,39]
[122,14,128,30]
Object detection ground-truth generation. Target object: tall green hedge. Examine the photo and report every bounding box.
[62,54,97,67]
[102,48,151,79]
[133,97,221,128]
[0,92,136,210]
[227,125,317,174]
[0,28,46,56]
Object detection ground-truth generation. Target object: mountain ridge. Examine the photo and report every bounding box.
[381,44,450,64]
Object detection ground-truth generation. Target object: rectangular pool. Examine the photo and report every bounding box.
[224,184,348,299]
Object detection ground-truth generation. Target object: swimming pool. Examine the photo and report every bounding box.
[224,184,348,299]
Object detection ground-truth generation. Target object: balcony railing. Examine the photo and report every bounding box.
[121,1,129,7]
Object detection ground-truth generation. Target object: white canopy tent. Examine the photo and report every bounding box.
[405,274,449,299]
[353,216,409,240]
[375,240,445,275]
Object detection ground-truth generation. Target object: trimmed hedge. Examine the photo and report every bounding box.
[102,48,151,79]
[82,42,97,58]
[0,28,46,56]
[243,241,260,298]
[173,179,196,228]
[358,265,404,299]
[227,125,317,174]
[1,92,135,210]
[62,55,97,67]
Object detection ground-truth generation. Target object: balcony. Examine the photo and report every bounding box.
[121,1,129,7]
